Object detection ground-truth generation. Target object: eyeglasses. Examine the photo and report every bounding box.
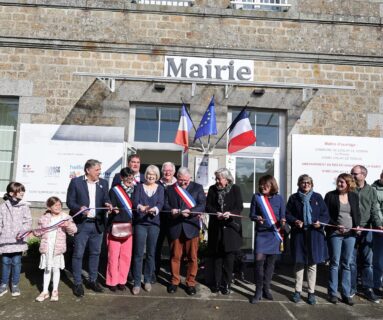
[351,172,361,176]
[300,181,312,185]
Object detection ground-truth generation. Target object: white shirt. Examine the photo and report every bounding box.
[86,178,97,218]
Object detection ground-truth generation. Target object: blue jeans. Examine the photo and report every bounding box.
[350,231,373,294]
[72,222,103,285]
[373,232,383,289]
[1,252,22,286]
[328,233,356,297]
[132,224,160,287]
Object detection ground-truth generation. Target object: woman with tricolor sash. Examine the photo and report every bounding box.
[106,167,135,292]
[249,175,286,304]
[286,174,329,305]
[206,168,244,295]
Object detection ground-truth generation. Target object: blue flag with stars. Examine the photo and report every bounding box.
[194,96,217,141]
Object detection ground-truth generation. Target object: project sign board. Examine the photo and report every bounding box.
[16,124,124,202]
[292,134,382,197]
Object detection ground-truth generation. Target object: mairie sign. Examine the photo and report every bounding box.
[164,56,254,81]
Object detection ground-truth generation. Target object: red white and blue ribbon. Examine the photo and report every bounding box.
[174,184,197,209]
[112,185,133,219]
[257,194,283,243]
[320,222,383,234]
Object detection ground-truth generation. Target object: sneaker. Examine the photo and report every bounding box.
[144,283,152,292]
[132,286,140,295]
[35,291,50,302]
[0,284,8,297]
[307,293,317,305]
[365,288,380,303]
[342,296,354,306]
[11,284,20,297]
[292,291,301,303]
[50,290,59,302]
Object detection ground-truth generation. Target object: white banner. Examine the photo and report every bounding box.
[292,134,383,197]
[16,124,124,202]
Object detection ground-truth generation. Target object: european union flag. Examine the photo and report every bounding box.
[194,96,217,141]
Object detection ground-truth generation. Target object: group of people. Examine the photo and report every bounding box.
[0,156,382,307]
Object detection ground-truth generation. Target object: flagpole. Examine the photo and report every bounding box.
[209,102,249,153]
[181,98,206,153]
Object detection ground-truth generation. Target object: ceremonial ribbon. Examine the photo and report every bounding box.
[112,185,133,219]
[257,195,283,243]
[17,206,115,240]
[319,222,383,234]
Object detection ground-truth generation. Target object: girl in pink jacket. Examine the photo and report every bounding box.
[34,197,77,302]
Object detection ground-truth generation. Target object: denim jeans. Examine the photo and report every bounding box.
[373,232,383,289]
[132,224,160,287]
[328,233,356,297]
[72,222,103,285]
[1,252,22,286]
[350,231,373,295]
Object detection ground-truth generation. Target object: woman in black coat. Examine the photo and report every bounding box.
[206,168,243,295]
[286,174,329,305]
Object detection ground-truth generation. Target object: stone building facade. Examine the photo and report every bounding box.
[0,0,382,246]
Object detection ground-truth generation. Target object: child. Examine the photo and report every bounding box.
[0,182,32,297]
[34,197,77,302]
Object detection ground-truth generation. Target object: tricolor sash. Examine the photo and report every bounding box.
[174,184,196,209]
[257,194,283,243]
[112,185,133,219]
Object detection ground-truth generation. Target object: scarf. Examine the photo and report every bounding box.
[120,181,134,199]
[217,183,232,212]
[298,190,313,228]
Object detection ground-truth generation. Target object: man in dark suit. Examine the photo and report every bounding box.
[164,167,206,295]
[66,159,113,297]
[112,154,144,187]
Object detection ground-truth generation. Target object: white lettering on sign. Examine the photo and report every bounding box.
[164,56,253,81]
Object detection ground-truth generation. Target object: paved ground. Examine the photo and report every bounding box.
[1,256,383,320]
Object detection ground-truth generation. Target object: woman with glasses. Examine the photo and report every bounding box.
[324,173,361,306]
[249,175,285,304]
[286,174,329,305]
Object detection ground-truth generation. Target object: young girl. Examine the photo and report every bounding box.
[0,182,32,297]
[34,197,77,302]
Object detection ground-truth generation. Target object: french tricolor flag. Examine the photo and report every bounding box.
[174,104,193,152]
[228,109,256,153]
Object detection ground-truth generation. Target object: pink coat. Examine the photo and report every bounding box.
[34,212,77,256]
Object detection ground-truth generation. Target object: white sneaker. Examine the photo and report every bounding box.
[11,284,20,297]
[144,283,152,292]
[132,286,140,295]
[0,284,8,297]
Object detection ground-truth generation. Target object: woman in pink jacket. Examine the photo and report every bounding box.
[34,197,77,302]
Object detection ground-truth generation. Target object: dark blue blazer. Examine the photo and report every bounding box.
[66,175,111,233]
[164,181,206,240]
[286,191,329,264]
[112,171,145,187]
[132,183,164,227]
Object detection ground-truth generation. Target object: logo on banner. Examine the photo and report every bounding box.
[45,166,60,177]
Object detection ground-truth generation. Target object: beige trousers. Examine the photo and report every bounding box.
[295,263,317,293]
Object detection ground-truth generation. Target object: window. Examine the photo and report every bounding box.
[134,105,181,143]
[230,0,291,12]
[0,98,18,191]
[231,109,280,147]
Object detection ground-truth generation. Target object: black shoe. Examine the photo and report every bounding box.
[109,285,117,292]
[342,296,354,306]
[365,288,380,303]
[373,288,383,298]
[88,281,104,293]
[262,289,274,300]
[167,284,178,294]
[117,284,126,291]
[329,295,338,304]
[210,285,220,294]
[73,284,84,297]
[220,285,231,295]
[185,286,196,296]
[250,291,262,304]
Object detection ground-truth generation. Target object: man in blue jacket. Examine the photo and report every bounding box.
[164,167,206,296]
[66,159,113,297]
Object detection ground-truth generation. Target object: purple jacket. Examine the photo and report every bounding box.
[0,200,32,254]
[34,212,77,256]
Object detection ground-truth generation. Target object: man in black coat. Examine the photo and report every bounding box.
[164,167,206,295]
